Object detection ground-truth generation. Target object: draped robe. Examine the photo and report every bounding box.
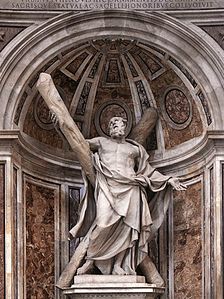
[69,138,171,274]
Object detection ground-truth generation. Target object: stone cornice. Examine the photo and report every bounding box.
[0,129,20,139]
[0,9,224,26]
[0,130,82,183]
[167,9,224,25]
[1,129,224,179]
[151,131,224,176]
[0,10,62,26]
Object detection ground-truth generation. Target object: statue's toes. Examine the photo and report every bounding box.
[76,261,94,275]
[112,265,127,275]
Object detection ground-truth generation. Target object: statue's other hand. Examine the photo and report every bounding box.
[168,177,187,191]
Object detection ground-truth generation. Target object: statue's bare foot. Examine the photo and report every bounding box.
[77,260,94,275]
[112,265,128,275]
[125,267,136,275]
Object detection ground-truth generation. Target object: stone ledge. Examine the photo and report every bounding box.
[62,276,165,299]
[64,284,164,293]
[73,275,146,284]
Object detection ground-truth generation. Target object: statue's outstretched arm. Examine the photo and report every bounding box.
[36,73,95,186]
[130,107,158,146]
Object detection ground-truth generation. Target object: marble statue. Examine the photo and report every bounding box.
[36,73,187,289]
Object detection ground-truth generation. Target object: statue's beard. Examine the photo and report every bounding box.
[110,127,125,137]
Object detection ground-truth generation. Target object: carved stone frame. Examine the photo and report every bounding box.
[161,85,193,130]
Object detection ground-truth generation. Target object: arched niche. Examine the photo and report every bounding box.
[0,10,223,171]
[0,10,223,299]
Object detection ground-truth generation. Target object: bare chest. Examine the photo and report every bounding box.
[98,139,139,168]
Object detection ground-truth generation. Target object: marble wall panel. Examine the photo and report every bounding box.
[173,182,202,299]
[0,165,5,299]
[222,166,224,296]
[26,181,55,299]
[210,167,215,296]
[150,69,203,149]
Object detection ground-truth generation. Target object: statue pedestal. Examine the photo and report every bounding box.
[62,275,165,299]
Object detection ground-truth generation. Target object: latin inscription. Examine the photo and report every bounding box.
[2,0,220,11]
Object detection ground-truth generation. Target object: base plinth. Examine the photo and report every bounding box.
[62,275,165,299]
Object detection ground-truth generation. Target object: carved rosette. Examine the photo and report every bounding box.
[162,87,192,130]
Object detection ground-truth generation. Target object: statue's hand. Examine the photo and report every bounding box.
[168,177,187,191]
[50,111,59,126]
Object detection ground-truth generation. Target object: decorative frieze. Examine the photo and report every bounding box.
[75,81,92,116]
[135,80,151,112]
